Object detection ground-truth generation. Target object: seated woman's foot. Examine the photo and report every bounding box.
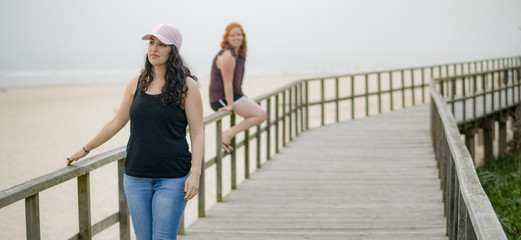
[222,131,234,153]
[222,142,234,153]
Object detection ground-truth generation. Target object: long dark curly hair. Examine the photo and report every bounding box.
[139,45,197,107]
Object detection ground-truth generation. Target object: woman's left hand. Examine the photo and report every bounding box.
[218,105,233,112]
[184,172,200,200]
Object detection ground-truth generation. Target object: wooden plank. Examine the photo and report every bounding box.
[179,104,448,240]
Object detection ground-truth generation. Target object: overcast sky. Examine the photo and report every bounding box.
[0,0,520,84]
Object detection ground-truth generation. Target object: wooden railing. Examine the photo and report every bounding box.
[429,57,520,239]
[0,56,518,239]
[437,66,521,126]
[0,147,129,240]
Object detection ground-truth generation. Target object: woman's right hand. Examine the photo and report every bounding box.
[66,148,88,166]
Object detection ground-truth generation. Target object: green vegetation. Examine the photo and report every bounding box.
[477,154,521,240]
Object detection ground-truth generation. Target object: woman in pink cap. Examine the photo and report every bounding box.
[67,24,204,239]
[209,22,267,152]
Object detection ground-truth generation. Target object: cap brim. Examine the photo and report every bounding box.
[141,34,174,45]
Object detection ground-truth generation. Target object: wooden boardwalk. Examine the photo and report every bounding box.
[180,104,447,240]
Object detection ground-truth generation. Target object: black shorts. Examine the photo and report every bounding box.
[210,95,246,111]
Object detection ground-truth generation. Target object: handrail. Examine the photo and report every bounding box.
[0,147,126,208]
[0,147,129,239]
[433,65,521,127]
[429,57,520,239]
[430,81,508,239]
[1,56,519,239]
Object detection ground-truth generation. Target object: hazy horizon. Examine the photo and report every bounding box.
[1,0,520,87]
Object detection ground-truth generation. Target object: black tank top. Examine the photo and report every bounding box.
[125,79,191,178]
[209,49,245,102]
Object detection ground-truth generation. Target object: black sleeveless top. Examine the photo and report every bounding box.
[125,79,191,178]
[209,49,245,102]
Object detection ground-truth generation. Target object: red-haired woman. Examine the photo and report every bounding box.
[209,22,267,152]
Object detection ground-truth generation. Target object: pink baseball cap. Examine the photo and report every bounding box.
[142,24,182,49]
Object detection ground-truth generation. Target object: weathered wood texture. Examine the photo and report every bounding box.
[430,82,509,240]
[180,104,447,240]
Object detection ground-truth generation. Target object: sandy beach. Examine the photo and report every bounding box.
[0,74,318,239]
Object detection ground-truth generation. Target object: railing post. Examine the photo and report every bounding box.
[401,70,405,108]
[351,76,355,119]
[482,74,487,115]
[510,69,514,105]
[198,156,206,217]
[446,159,456,238]
[321,79,325,125]
[266,98,272,160]
[117,159,130,240]
[411,69,416,105]
[482,120,495,165]
[457,188,467,238]
[299,82,304,132]
[294,85,299,136]
[25,194,40,240]
[503,70,509,105]
[390,72,394,111]
[498,117,507,158]
[282,91,287,147]
[421,68,425,103]
[465,129,476,164]
[335,77,340,122]
[256,125,261,169]
[305,81,309,130]
[244,129,250,179]
[466,212,478,240]
[230,114,237,190]
[289,88,293,140]
[449,173,458,239]
[440,128,447,198]
[462,77,467,122]
[275,94,279,154]
[215,120,223,202]
[438,65,443,84]
[473,75,477,120]
[377,73,382,113]
[451,77,456,114]
[77,174,92,239]
[365,74,369,115]
[498,72,503,109]
[516,67,521,101]
[491,73,495,111]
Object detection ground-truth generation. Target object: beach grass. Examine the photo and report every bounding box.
[477,153,521,239]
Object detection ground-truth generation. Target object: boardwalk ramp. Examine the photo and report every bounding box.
[180,104,447,240]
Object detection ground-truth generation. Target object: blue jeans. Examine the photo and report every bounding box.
[123,174,188,240]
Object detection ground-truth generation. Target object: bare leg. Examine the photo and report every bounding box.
[222,98,267,152]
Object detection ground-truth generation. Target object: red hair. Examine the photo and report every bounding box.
[220,22,247,57]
